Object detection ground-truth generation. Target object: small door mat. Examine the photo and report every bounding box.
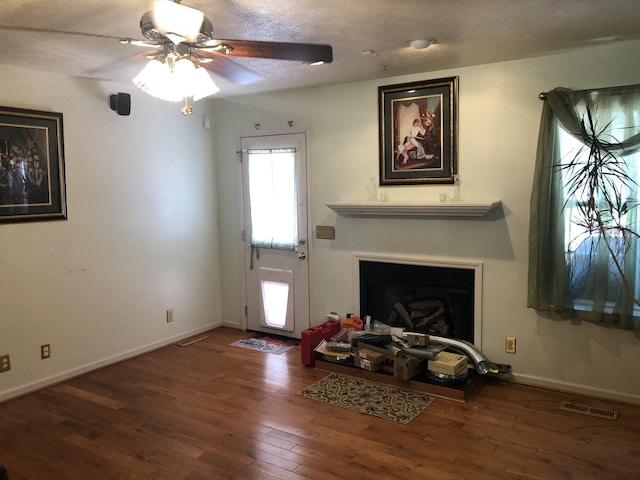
[297,373,436,424]
[230,333,299,355]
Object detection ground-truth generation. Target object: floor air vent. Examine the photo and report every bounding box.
[561,401,619,420]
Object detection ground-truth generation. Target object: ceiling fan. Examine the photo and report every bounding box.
[120,0,333,113]
[0,0,332,114]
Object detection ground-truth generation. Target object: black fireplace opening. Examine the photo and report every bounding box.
[359,260,475,343]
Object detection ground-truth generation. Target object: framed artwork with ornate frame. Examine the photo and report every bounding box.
[378,76,458,185]
[0,106,67,223]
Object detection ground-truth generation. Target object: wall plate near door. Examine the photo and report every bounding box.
[0,354,10,372]
[505,337,516,354]
[316,225,335,239]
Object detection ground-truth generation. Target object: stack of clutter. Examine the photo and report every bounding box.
[300,311,495,384]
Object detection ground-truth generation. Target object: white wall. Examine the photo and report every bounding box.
[0,66,222,402]
[213,40,640,403]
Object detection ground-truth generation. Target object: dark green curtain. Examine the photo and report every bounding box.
[528,85,640,332]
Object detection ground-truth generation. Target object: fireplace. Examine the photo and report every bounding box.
[353,254,483,348]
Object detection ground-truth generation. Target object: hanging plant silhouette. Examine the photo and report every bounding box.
[556,106,640,308]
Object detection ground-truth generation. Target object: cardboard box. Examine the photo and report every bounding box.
[354,355,382,372]
[354,342,397,373]
[428,351,468,376]
[394,355,424,380]
[354,342,424,378]
[405,332,428,347]
[355,347,385,372]
[358,348,385,362]
[354,342,398,359]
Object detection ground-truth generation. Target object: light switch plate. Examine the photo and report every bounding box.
[316,225,335,240]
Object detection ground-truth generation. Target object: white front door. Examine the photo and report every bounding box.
[241,132,310,338]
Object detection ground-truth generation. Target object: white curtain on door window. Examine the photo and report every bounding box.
[247,148,298,250]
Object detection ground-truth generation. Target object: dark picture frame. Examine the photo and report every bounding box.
[0,106,67,223]
[378,76,458,185]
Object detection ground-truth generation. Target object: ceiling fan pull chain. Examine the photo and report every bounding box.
[181,98,193,116]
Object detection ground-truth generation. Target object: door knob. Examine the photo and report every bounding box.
[298,252,307,259]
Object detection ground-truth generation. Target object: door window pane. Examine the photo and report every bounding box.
[247,148,298,249]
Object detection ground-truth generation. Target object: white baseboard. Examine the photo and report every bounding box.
[222,319,243,329]
[512,373,640,406]
[0,322,221,404]
[7,325,637,408]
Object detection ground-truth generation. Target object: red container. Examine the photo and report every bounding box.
[301,326,324,366]
[321,319,341,339]
[301,319,341,366]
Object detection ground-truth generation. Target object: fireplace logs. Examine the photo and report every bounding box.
[388,298,449,336]
[359,259,477,344]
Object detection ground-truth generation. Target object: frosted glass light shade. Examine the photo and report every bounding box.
[133,58,219,102]
[133,60,169,101]
[173,57,196,98]
[192,67,220,101]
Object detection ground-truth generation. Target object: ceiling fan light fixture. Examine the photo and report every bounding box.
[123,1,334,105]
[192,67,220,101]
[133,59,181,102]
[152,0,204,44]
[133,57,219,103]
[133,59,168,97]
[173,57,197,97]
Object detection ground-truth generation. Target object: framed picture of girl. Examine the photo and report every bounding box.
[0,106,66,223]
[378,76,458,185]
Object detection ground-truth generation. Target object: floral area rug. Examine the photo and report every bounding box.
[230,334,299,355]
[297,373,436,424]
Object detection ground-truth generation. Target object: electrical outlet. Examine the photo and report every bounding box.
[166,309,174,323]
[505,337,516,354]
[0,354,10,372]
[41,344,51,359]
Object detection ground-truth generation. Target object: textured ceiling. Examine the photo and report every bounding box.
[0,0,639,98]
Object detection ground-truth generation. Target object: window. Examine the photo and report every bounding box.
[528,86,640,332]
[246,148,298,250]
[559,124,640,313]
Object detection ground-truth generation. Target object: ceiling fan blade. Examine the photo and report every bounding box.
[119,38,161,48]
[198,54,264,85]
[0,24,123,41]
[200,39,333,64]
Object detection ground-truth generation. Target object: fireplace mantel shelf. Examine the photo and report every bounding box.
[326,200,502,217]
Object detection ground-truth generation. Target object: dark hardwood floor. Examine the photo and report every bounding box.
[1,327,639,479]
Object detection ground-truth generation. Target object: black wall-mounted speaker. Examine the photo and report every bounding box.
[109,92,131,116]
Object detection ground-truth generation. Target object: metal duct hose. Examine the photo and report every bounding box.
[400,348,439,361]
[427,335,491,374]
